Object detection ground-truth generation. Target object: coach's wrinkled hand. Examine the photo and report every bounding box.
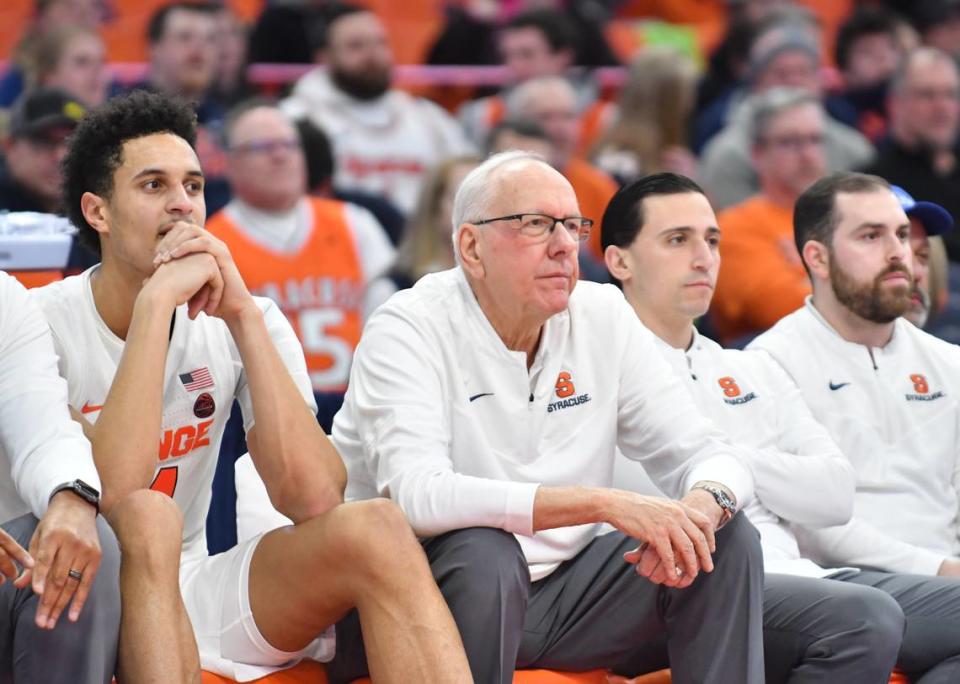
[608,490,715,589]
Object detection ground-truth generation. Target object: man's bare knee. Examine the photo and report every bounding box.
[108,489,184,561]
[324,499,421,573]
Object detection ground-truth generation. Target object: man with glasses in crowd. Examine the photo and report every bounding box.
[329,151,765,684]
[710,88,826,344]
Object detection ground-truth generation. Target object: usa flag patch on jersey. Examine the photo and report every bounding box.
[179,367,214,392]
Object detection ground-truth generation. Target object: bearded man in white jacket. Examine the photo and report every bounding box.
[748,171,960,682]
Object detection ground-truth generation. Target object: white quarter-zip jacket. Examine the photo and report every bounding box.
[749,298,960,575]
[0,271,100,523]
[332,267,755,580]
[618,330,855,578]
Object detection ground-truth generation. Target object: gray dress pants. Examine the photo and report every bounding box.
[835,569,960,684]
[0,513,121,684]
[762,573,903,683]
[328,511,765,684]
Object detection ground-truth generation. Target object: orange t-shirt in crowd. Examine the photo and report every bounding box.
[565,158,618,261]
[711,195,811,344]
[207,198,365,393]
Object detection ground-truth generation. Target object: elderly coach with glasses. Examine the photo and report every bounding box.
[327,151,765,684]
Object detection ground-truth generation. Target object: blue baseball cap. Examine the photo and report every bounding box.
[891,185,954,236]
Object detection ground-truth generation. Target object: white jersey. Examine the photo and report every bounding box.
[333,267,754,581]
[0,271,99,523]
[281,70,474,214]
[749,298,960,575]
[32,267,316,561]
[616,330,854,577]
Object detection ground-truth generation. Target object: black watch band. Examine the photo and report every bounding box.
[50,480,101,513]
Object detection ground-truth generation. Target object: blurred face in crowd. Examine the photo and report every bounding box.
[82,133,205,277]
[754,102,827,201]
[499,26,571,83]
[226,107,306,212]
[753,48,821,96]
[40,0,100,29]
[924,16,960,59]
[459,161,580,325]
[820,189,912,323]
[608,192,720,327]
[4,127,73,209]
[149,7,218,98]
[214,8,248,91]
[905,218,933,327]
[42,31,109,107]
[325,11,393,101]
[891,53,960,151]
[843,32,900,90]
[514,79,580,168]
[488,128,553,159]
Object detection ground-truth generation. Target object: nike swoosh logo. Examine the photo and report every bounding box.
[81,402,104,414]
[828,382,850,391]
[469,393,494,402]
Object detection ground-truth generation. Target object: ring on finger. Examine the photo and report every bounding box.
[67,569,82,581]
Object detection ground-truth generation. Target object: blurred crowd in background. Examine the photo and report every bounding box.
[3,0,960,357]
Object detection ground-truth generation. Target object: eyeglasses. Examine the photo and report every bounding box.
[229,138,300,155]
[470,213,593,241]
[759,133,824,152]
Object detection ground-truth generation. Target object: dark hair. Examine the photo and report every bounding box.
[62,90,197,255]
[485,117,549,154]
[503,8,578,56]
[295,118,335,190]
[835,6,898,71]
[307,2,366,54]
[793,172,890,266]
[147,1,219,45]
[601,173,705,252]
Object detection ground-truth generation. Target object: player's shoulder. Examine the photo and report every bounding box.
[30,270,90,328]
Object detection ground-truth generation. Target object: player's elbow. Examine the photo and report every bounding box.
[270,471,345,522]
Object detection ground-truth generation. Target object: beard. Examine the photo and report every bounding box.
[830,257,912,323]
[329,63,391,101]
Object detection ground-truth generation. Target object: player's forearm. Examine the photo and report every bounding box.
[226,304,346,521]
[94,290,173,513]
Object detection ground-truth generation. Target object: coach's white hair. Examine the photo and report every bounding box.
[450,150,551,263]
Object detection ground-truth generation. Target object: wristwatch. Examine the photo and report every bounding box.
[692,483,736,526]
[50,480,101,513]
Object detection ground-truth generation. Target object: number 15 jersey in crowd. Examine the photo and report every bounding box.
[32,267,317,561]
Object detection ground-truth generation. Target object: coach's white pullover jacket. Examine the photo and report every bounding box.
[333,268,754,580]
[624,331,855,578]
[749,298,960,575]
[0,272,100,524]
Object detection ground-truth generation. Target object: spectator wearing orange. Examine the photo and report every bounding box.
[711,88,827,344]
[506,76,618,261]
[457,8,613,154]
[208,101,395,430]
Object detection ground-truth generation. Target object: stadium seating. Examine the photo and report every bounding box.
[199,664,910,683]
[198,664,671,683]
